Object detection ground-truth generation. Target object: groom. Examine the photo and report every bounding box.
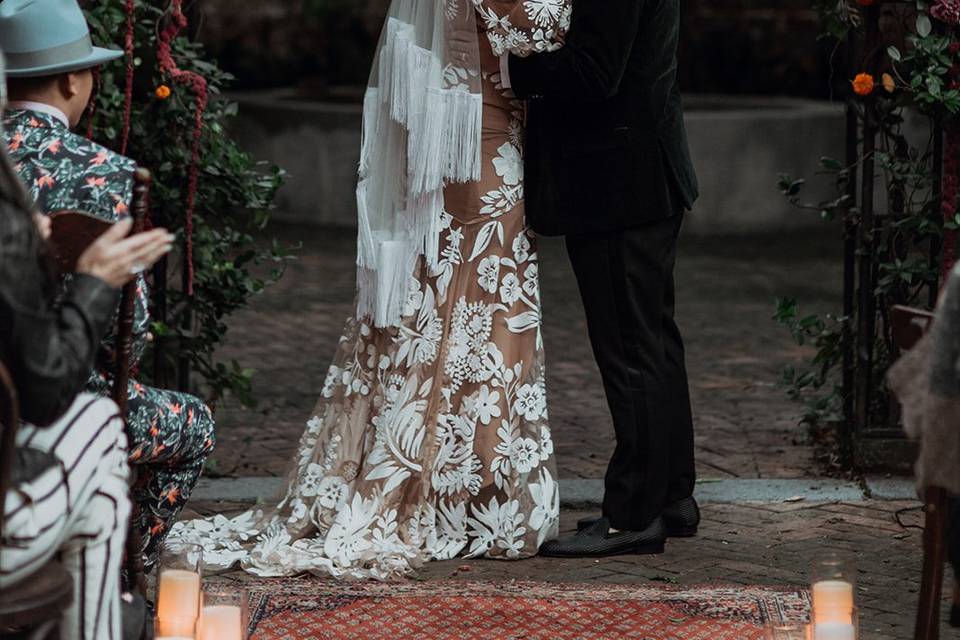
[501,0,700,556]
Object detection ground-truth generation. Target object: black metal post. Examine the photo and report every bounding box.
[842,33,859,452]
[854,5,881,447]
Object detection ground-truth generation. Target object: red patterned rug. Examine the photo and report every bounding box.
[241,578,809,639]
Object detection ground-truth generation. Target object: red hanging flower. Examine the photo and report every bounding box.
[932,0,960,25]
[157,0,209,297]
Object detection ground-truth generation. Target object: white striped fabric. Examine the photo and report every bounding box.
[1,394,131,640]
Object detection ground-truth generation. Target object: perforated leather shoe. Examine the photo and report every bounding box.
[539,516,666,558]
[576,496,700,538]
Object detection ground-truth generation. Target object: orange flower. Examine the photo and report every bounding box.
[155,84,172,100]
[36,174,55,189]
[852,73,875,96]
[882,73,896,93]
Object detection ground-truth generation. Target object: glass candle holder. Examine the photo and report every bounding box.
[198,588,249,640]
[812,607,859,640]
[811,554,856,625]
[155,541,203,639]
[764,622,811,639]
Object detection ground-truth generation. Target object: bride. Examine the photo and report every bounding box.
[172,0,571,579]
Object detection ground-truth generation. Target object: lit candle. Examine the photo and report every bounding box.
[156,569,201,637]
[811,580,854,623]
[198,605,243,640]
[813,622,856,640]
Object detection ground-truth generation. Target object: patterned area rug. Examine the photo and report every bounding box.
[242,578,810,639]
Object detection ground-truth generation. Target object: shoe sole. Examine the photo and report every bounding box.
[539,541,666,558]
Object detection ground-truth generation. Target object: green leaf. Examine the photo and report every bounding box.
[888,45,902,62]
[917,14,932,37]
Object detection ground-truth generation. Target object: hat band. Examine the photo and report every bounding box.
[4,34,94,71]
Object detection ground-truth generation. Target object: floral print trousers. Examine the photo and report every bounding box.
[89,374,215,568]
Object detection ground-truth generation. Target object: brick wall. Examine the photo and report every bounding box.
[197,0,833,97]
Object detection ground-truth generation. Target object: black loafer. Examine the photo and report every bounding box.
[539,516,666,558]
[577,496,700,538]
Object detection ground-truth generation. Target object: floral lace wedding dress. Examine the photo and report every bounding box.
[170,0,572,579]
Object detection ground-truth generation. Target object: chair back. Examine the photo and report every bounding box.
[889,305,948,640]
[43,168,153,597]
[890,304,935,352]
[0,360,19,544]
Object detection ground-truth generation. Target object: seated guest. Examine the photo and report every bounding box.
[0,0,216,570]
[0,67,175,638]
[889,265,960,629]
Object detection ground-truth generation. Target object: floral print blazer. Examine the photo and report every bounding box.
[4,108,151,364]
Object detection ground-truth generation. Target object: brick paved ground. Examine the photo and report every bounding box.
[182,499,957,639]
[178,223,959,638]
[207,223,841,480]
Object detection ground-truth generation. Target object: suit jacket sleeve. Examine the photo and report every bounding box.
[507,0,643,100]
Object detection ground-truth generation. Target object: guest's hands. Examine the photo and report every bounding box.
[76,218,174,288]
[34,212,51,241]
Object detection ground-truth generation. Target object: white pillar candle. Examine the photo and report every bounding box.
[811,580,854,623]
[813,622,856,640]
[156,569,201,637]
[198,605,243,640]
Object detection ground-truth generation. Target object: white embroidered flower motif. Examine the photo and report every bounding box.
[539,424,554,461]
[321,366,342,398]
[402,276,424,317]
[512,233,531,263]
[492,142,522,186]
[509,437,540,474]
[473,385,502,425]
[514,383,546,422]
[528,467,560,545]
[477,256,500,293]
[524,0,567,27]
[522,262,539,293]
[317,476,348,510]
[323,492,378,567]
[298,463,326,498]
[499,272,522,306]
[445,299,496,391]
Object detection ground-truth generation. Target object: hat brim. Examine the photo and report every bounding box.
[5,46,124,77]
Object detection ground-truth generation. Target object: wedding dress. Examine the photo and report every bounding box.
[170,0,572,579]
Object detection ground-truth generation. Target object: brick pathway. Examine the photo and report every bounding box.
[178,224,957,638]
[207,223,841,480]
[182,499,956,639]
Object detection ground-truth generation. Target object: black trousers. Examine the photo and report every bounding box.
[565,212,696,531]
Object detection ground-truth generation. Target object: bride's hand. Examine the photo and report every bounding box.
[448,29,476,62]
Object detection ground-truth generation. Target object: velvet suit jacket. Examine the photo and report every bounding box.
[508,0,699,236]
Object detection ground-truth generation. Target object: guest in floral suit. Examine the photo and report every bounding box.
[0,0,216,570]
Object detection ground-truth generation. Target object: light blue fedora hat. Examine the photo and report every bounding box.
[0,0,123,77]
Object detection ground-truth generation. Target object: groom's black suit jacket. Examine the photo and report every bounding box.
[508,0,698,236]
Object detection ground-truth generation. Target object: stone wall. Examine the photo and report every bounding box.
[198,0,832,97]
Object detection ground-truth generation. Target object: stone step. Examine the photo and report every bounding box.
[190,475,916,507]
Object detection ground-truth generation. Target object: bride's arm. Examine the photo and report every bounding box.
[505,0,644,100]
